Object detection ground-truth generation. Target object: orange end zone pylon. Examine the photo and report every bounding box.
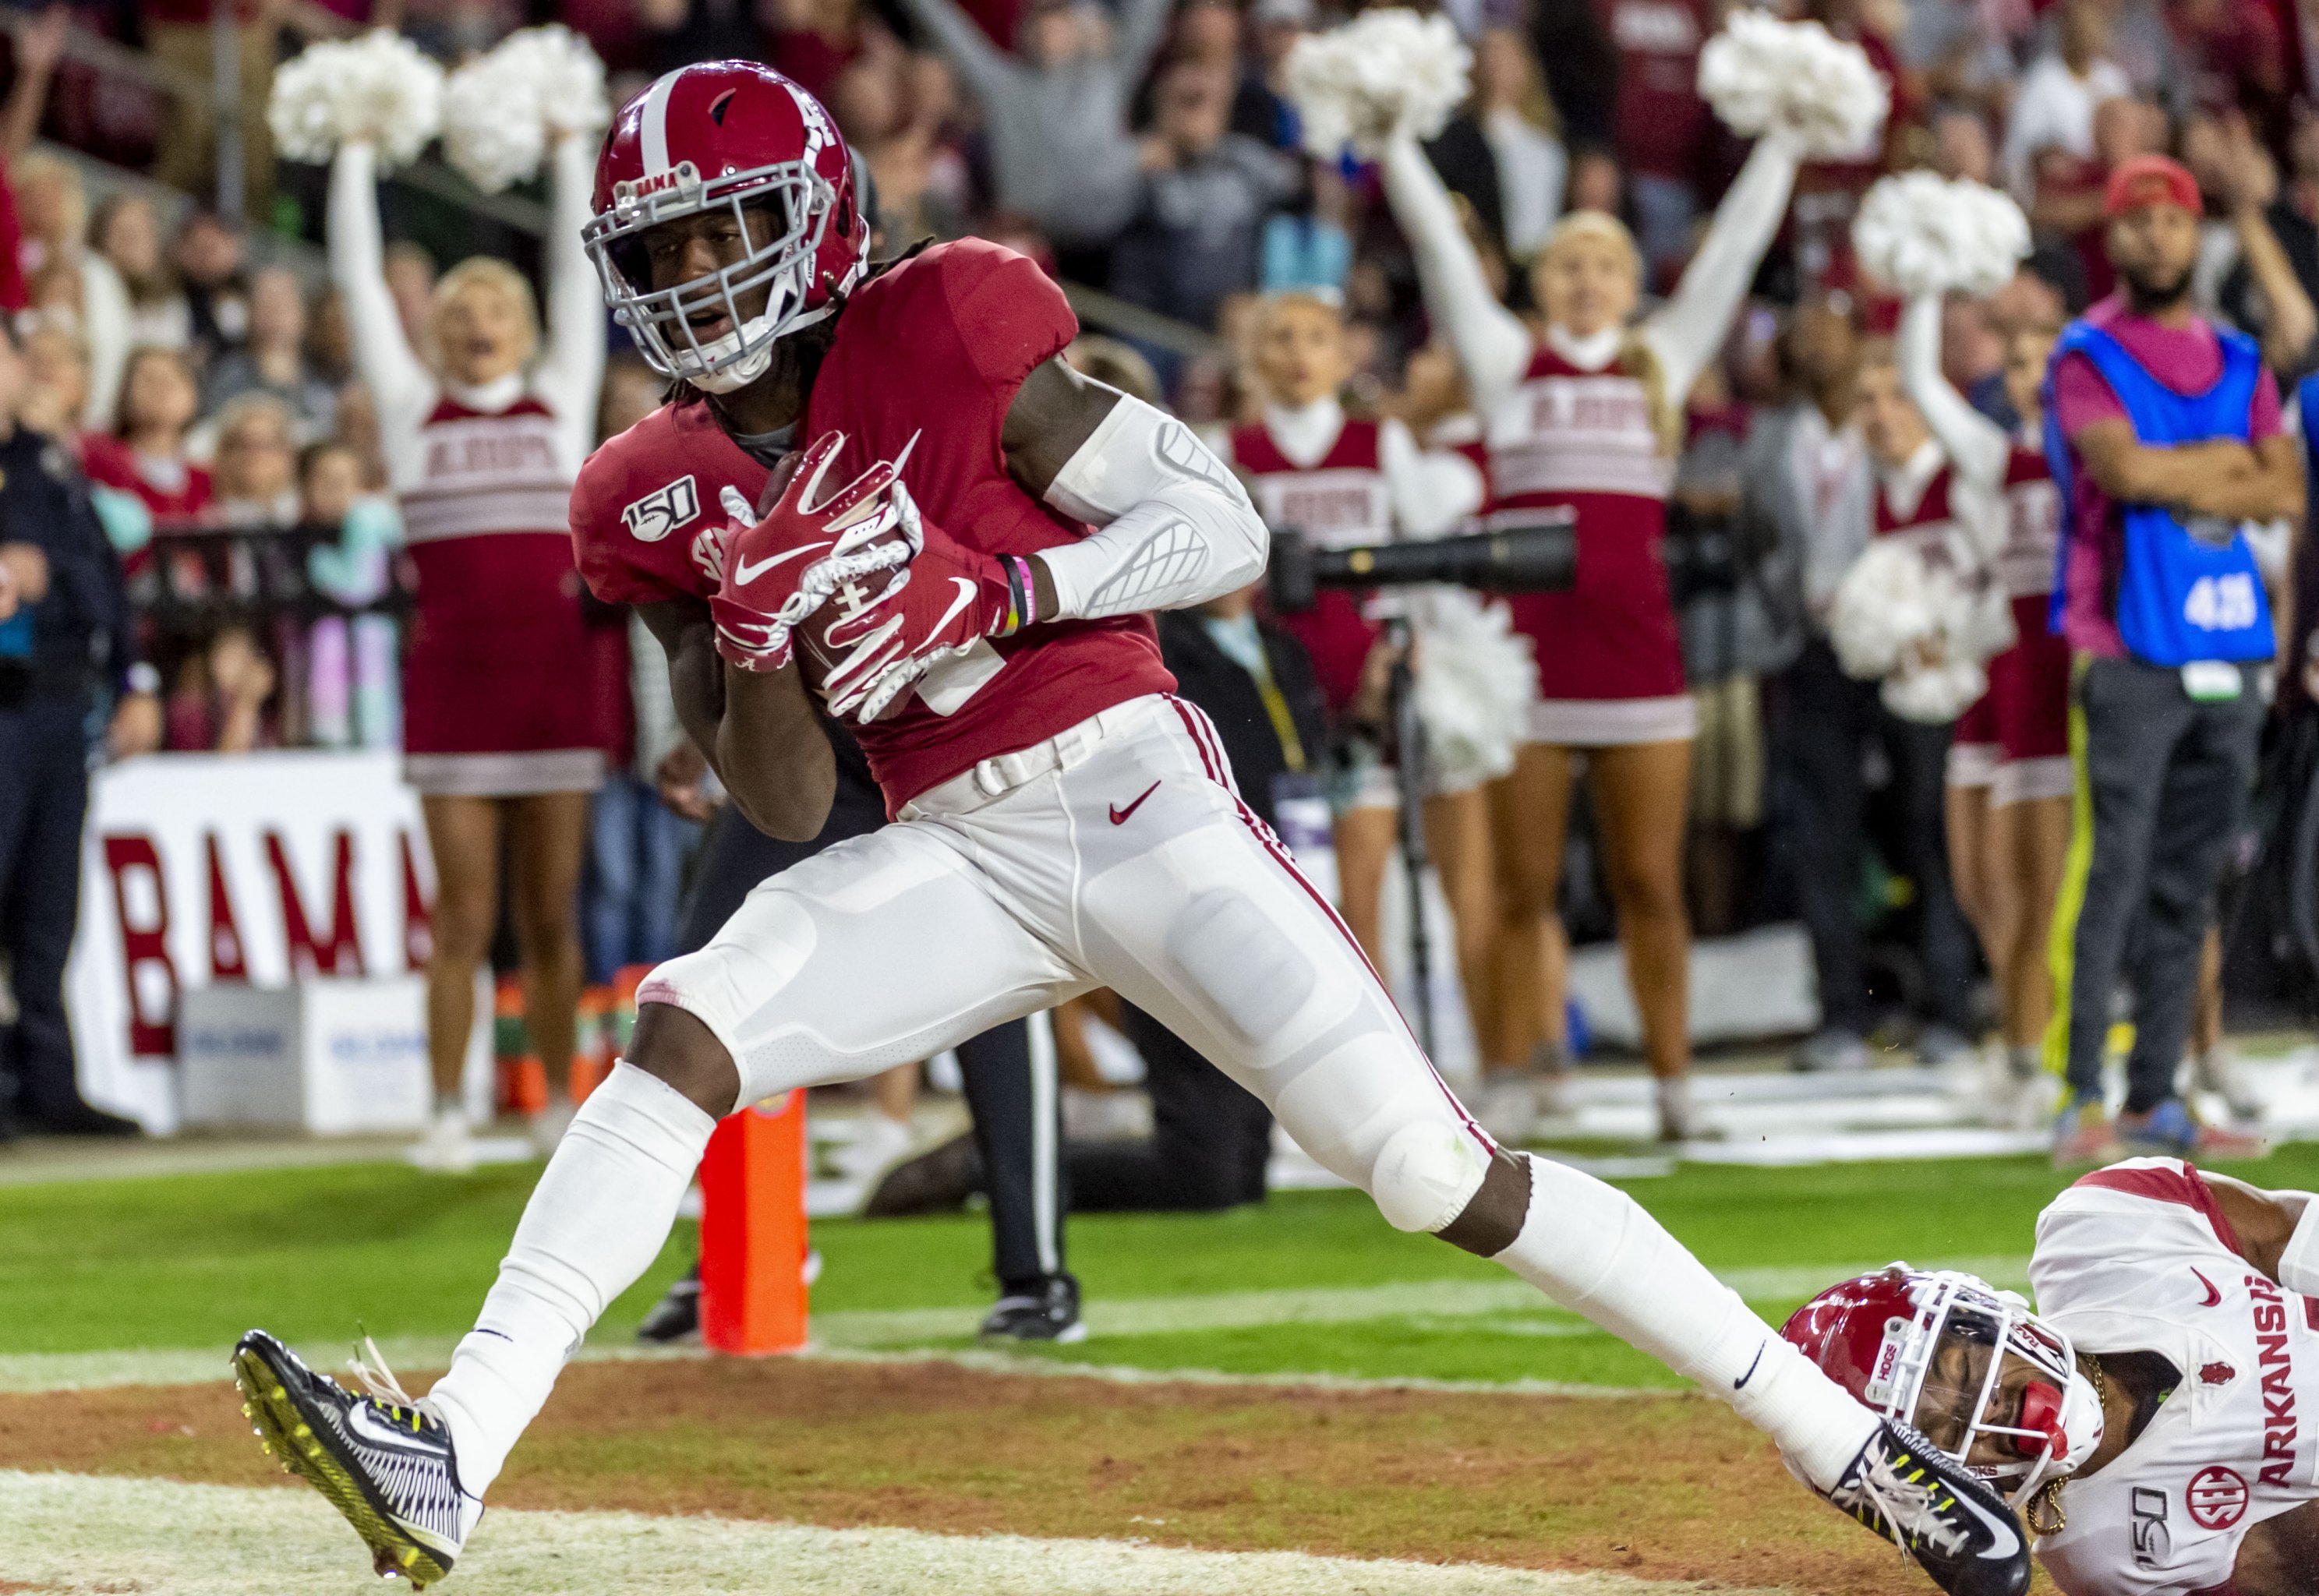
[698,1089,811,1354]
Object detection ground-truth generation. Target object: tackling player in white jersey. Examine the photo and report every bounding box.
[1788,1158,2319,1594]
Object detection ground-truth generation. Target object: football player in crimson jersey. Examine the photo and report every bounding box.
[1787,1160,2319,1595]
[230,62,2027,1596]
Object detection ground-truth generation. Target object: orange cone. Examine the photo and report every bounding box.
[698,1089,811,1355]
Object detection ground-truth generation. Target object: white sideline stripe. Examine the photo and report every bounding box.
[0,1256,2030,1396]
[0,1471,1767,1596]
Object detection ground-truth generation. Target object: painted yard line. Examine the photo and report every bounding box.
[0,1255,2031,1394]
[0,1471,1770,1596]
[805,1345,1678,1400]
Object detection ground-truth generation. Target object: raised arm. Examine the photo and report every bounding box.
[636,596,836,842]
[1897,293,2010,489]
[533,132,608,468]
[1113,0,1178,87]
[328,140,435,439]
[1378,417,1483,538]
[1639,130,1804,404]
[896,0,1016,102]
[1004,358,1268,618]
[1378,132,1531,415]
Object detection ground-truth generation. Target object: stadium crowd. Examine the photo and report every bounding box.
[0,0,2314,1172]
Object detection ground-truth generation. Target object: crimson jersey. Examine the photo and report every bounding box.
[1229,415,1389,715]
[571,239,1173,810]
[1486,341,1686,710]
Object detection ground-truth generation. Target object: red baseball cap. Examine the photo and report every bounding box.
[2104,154,2202,220]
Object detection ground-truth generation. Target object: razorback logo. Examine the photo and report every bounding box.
[2201,1361,2236,1387]
[613,161,702,207]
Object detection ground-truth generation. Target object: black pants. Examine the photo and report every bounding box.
[0,697,94,1128]
[680,788,1068,1293]
[1774,641,1974,1036]
[1066,1002,1272,1212]
[2063,656,2264,1110]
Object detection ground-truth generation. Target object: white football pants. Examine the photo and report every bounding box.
[427,694,1875,1499]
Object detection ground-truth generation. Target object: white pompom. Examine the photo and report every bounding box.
[1829,537,1939,680]
[1285,8,1472,162]
[1412,588,1537,792]
[441,25,607,193]
[493,24,610,138]
[1696,11,1889,161]
[1882,657,1988,722]
[268,29,445,170]
[1853,171,2030,298]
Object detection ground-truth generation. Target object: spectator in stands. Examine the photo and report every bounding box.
[207,394,299,528]
[0,318,154,1140]
[2001,0,2131,201]
[638,0,772,78]
[299,438,405,751]
[11,150,83,287]
[1597,0,1712,276]
[18,327,88,450]
[83,196,189,438]
[175,210,250,362]
[143,0,281,214]
[2178,112,2316,373]
[900,0,1175,269]
[1423,28,1567,265]
[766,0,869,102]
[83,347,209,535]
[1110,62,1298,334]
[165,624,274,752]
[203,266,338,443]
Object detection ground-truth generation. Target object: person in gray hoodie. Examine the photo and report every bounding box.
[900,0,1176,253]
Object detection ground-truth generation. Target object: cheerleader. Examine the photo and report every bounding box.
[1380,116,1805,1142]
[1213,291,1488,1042]
[1898,295,2070,1105]
[330,128,606,1170]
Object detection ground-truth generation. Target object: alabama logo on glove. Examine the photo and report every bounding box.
[805,482,1041,723]
[711,430,917,673]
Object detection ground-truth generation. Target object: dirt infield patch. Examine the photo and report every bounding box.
[0,1358,1928,1594]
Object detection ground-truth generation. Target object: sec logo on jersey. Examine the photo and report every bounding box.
[2186,1465,2249,1531]
[624,475,701,544]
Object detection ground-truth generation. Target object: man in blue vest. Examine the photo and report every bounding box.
[2044,154,2303,1166]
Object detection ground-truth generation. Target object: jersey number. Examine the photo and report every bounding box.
[2183,573,2258,633]
[624,475,701,545]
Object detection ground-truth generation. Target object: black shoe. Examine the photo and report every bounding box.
[29,1101,142,1137]
[232,1330,480,1588]
[864,1131,983,1217]
[1825,1418,2031,1596]
[637,1266,702,1344]
[978,1273,1086,1344]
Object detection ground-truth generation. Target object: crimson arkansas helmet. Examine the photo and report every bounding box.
[585,61,868,394]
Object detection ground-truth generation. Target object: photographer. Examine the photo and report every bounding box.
[0,320,157,1141]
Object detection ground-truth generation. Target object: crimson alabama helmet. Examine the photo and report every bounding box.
[585,61,868,394]
[1783,1266,2103,1508]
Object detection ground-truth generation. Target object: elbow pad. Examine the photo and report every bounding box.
[2281,1196,2319,1296]
[1041,396,1267,619]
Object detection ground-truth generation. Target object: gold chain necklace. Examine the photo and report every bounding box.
[2027,1354,2108,1538]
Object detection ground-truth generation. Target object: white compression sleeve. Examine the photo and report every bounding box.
[1495,1154,1878,1490]
[1897,293,2010,492]
[1039,395,1269,620]
[1639,131,1804,404]
[426,1062,716,1496]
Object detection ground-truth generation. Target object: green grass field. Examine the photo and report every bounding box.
[6,1143,2311,1389]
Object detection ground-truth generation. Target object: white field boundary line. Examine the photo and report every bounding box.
[0,1470,1778,1596]
[0,1255,2029,1396]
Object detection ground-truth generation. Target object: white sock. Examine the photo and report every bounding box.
[426,1061,715,1496]
[1492,1155,1876,1490]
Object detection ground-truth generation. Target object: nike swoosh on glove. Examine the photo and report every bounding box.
[711,430,917,673]
[808,483,1024,723]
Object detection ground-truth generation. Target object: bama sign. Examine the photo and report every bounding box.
[65,750,433,1132]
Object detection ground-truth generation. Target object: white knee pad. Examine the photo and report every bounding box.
[1369,1118,1493,1233]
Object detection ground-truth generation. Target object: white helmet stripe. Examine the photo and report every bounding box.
[638,69,681,176]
